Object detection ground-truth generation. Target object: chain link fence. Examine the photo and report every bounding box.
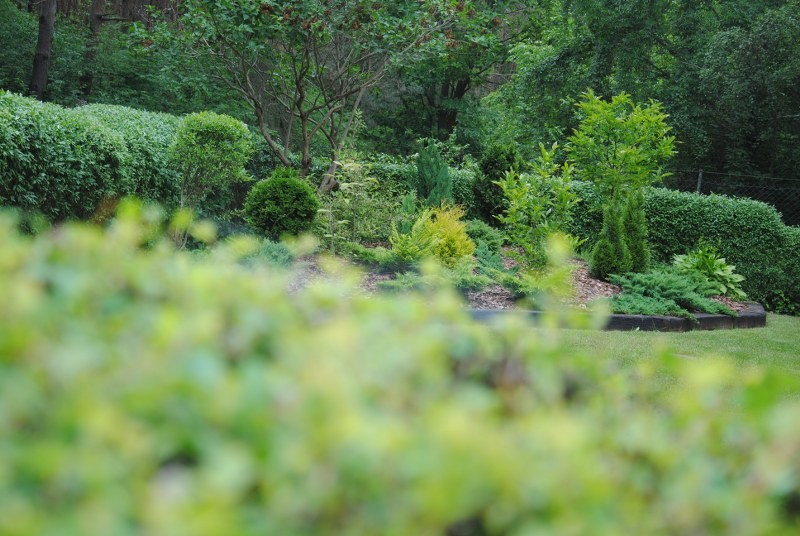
[663,170,800,227]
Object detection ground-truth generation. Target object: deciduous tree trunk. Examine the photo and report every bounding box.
[30,0,57,100]
[80,0,104,97]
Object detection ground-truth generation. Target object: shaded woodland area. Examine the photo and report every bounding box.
[3,0,799,184]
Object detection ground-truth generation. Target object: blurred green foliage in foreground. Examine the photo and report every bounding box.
[1,203,800,535]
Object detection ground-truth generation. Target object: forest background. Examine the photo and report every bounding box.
[3,0,800,202]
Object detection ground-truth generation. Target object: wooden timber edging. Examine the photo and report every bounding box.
[468,303,767,332]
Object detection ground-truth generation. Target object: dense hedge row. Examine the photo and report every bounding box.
[81,104,182,206]
[568,182,800,313]
[0,92,132,221]
[645,188,800,314]
[0,93,257,222]
[2,209,800,533]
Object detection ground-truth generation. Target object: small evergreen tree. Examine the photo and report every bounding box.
[475,143,523,223]
[416,141,452,207]
[590,198,631,280]
[623,190,650,273]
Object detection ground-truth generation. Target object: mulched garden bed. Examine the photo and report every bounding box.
[286,254,763,331]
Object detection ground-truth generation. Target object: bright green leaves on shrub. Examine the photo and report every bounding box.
[567,90,676,197]
[169,111,253,211]
[674,241,747,300]
[2,207,800,533]
[496,143,580,270]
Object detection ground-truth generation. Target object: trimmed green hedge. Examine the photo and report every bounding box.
[81,104,182,207]
[568,181,800,313]
[0,93,256,223]
[645,188,799,314]
[0,92,132,221]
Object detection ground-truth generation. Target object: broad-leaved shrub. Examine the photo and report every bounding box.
[673,241,746,300]
[0,92,132,221]
[2,208,800,533]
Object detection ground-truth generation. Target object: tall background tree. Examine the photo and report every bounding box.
[30,0,57,99]
[482,0,800,180]
[183,0,458,191]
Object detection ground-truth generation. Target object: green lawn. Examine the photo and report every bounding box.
[556,314,800,374]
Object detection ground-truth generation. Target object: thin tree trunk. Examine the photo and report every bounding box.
[30,0,57,100]
[80,0,104,97]
[316,88,366,194]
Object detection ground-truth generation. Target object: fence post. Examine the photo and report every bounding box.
[696,169,703,194]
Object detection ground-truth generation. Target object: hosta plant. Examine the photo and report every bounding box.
[673,241,746,300]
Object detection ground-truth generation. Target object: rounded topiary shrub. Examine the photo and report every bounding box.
[244,176,320,240]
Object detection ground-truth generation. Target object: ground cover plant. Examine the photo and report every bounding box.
[2,207,800,534]
[610,267,734,321]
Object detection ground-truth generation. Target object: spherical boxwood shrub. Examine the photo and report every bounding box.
[244,175,320,240]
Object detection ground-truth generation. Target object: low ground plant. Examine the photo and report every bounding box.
[610,267,734,320]
[378,259,491,295]
[673,241,746,300]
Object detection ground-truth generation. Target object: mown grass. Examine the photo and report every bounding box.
[555,314,800,374]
